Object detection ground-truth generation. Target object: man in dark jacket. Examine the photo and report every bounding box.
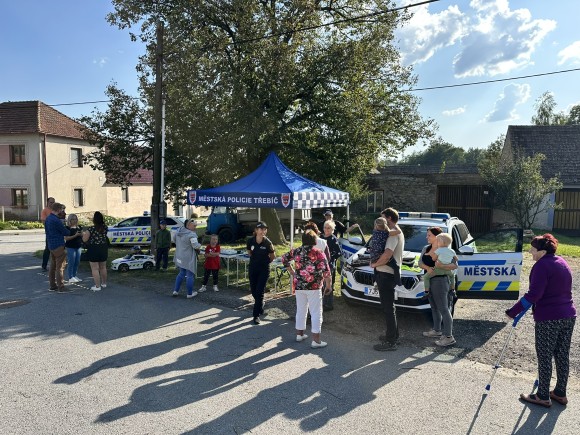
[155,219,172,271]
[45,202,71,292]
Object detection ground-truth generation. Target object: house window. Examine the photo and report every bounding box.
[367,190,384,213]
[73,188,84,207]
[10,145,26,165]
[121,187,129,203]
[12,188,28,207]
[70,148,83,168]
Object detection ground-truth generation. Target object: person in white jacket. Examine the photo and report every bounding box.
[172,219,201,298]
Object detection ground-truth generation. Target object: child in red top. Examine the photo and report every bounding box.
[199,234,221,292]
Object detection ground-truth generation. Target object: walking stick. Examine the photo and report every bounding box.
[485,306,530,392]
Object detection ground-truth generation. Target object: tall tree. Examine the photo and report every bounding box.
[478,135,562,230]
[82,0,435,243]
[400,138,484,166]
[531,91,575,125]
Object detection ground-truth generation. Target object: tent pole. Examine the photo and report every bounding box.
[290,209,294,248]
[258,208,261,222]
[347,204,350,225]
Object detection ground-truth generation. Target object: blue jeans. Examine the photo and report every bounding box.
[66,247,82,279]
[174,267,195,295]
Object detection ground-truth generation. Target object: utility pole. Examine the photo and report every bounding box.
[151,20,166,253]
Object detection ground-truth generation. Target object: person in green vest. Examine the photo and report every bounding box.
[155,219,172,271]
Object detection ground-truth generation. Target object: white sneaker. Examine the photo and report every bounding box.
[172,291,179,297]
[101,284,107,288]
[198,285,207,293]
[296,334,309,342]
[213,285,219,292]
[74,276,82,282]
[311,341,327,349]
[187,291,198,299]
[422,329,442,338]
[90,286,101,292]
[435,336,456,347]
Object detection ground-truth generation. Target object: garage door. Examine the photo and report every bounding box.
[437,185,493,234]
[554,189,580,235]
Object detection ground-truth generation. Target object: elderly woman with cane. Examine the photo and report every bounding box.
[506,234,576,407]
[282,229,332,348]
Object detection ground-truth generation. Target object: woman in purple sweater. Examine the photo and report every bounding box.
[506,234,576,407]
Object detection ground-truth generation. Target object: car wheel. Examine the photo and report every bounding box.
[143,262,154,270]
[218,228,235,244]
[119,264,129,272]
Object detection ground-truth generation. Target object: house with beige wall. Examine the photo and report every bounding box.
[0,100,204,221]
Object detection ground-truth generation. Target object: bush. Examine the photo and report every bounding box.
[0,220,45,230]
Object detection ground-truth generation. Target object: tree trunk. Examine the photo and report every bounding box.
[260,208,287,246]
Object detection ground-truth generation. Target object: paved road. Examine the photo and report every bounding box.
[1,231,578,434]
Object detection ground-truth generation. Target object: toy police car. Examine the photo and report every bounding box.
[339,212,523,311]
[107,213,185,246]
[111,254,156,272]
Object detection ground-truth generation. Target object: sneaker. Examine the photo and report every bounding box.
[253,317,261,325]
[378,335,401,345]
[72,277,82,283]
[422,329,443,338]
[57,287,75,293]
[198,285,207,293]
[435,336,456,347]
[90,286,101,292]
[172,291,179,297]
[311,341,327,349]
[373,341,397,351]
[296,334,309,342]
[213,285,219,292]
[49,287,58,292]
[101,284,107,288]
[186,291,198,299]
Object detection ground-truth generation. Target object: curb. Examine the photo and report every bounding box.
[1,229,45,235]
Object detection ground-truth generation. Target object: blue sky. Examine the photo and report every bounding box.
[1,0,580,155]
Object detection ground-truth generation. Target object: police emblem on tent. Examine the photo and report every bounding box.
[189,191,197,204]
[281,193,290,208]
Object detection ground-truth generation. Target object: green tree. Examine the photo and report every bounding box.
[401,138,484,166]
[478,135,562,230]
[531,91,574,125]
[82,0,435,243]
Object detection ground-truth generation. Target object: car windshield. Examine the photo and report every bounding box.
[398,224,448,252]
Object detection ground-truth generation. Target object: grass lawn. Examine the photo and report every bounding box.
[530,230,580,258]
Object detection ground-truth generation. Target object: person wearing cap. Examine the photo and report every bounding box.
[319,210,347,238]
[155,219,172,271]
[172,219,201,298]
[246,221,275,324]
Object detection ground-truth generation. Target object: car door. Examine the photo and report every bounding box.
[455,228,523,300]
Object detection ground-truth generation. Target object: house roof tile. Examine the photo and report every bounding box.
[505,125,580,185]
[0,100,84,139]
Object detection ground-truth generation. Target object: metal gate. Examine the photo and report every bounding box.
[554,189,580,234]
[437,185,493,234]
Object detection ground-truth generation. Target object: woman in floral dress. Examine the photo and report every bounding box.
[281,230,332,349]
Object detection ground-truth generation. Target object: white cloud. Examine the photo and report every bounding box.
[483,83,531,122]
[453,0,556,77]
[442,106,466,116]
[93,57,108,68]
[397,0,556,77]
[558,41,580,65]
[396,4,468,64]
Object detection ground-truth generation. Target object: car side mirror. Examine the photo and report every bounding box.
[349,236,364,245]
[458,245,474,255]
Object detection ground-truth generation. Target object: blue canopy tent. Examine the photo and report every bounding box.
[186,152,350,245]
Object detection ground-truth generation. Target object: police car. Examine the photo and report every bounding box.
[339,212,523,311]
[107,213,185,246]
[111,254,156,272]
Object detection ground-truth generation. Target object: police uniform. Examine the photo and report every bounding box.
[246,235,275,319]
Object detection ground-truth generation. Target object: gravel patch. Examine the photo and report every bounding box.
[120,253,580,378]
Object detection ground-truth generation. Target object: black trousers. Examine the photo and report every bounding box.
[202,268,219,285]
[376,271,399,344]
[155,247,169,270]
[42,238,50,269]
[249,266,270,318]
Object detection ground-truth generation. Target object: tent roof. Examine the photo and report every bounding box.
[187,152,349,209]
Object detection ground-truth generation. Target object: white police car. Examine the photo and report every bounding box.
[111,254,156,272]
[339,212,523,311]
[107,213,185,246]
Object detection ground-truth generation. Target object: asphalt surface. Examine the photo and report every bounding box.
[1,231,579,434]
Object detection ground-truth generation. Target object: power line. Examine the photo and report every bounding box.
[233,0,441,45]
[407,68,580,91]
